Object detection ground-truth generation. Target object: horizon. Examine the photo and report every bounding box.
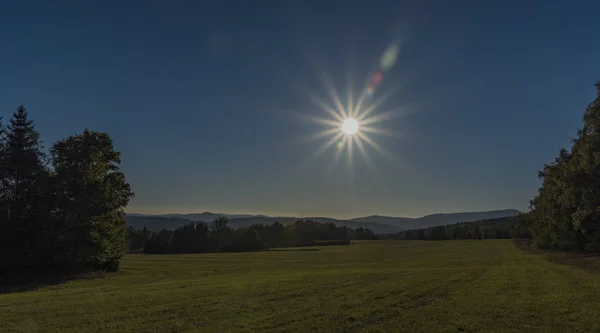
[125,207,523,220]
[2,1,599,217]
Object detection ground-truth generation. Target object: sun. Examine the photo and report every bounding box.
[342,118,359,135]
[291,62,413,179]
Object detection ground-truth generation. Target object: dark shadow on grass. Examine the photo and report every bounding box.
[0,271,108,295]
[514,239,600,275]
[268,248,322,252]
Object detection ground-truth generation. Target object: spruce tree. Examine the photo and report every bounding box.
[0,109,6,244]
[0,108,6,220]
[0,105,48,270]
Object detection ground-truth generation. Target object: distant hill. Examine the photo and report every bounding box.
[125,209,521,234]
[125,215,197,231]
[350,209,522,230]
[125,214,403,235]
[131,212,256,221]
[220,216,403,235]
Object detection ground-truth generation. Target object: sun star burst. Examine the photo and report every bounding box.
[294,75,409,179]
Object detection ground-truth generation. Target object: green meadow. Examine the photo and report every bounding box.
[2,240,600,333]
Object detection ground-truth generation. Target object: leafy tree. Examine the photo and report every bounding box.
[223,228,263,252]
[474,226,482,240]
[354,227,376,240]
[430,226,446,240]
[211,217,232,251]
[127,226,151,252]
[133,219,376,254]
[263,221,285,247]
[495,227,502,239]
[170,223,209,253]
[501,227,510,239]
[530,81,600,251]
[211,216,230,232]
[51,129,134,270]
[144,230,173,254]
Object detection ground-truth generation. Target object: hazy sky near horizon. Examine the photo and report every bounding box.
[1,1,600,219]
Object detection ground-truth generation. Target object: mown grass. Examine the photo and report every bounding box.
[2,240,600,332]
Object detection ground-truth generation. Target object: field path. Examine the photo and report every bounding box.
[2,240,600,332]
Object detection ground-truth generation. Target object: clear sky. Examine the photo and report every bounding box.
[1,1,599,219]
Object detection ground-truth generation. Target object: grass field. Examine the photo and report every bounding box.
[2,240,600,333]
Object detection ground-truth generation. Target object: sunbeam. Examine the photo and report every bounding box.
[292,45,417,183]
[355,83,400,122]
[360,125,403,138]
[309,94,346,122]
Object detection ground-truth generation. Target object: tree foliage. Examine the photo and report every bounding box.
[51,130,134,270]
[129,219,377,254]
[388,214,532,241]
[530,81,600,251]
[0,106,133,276]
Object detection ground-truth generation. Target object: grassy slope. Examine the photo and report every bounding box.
[2,240,600,333]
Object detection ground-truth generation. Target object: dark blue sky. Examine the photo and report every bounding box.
[1,1,599,218]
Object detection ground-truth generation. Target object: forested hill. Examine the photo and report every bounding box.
[125,209,521,235]
[125,215,404,235]
[350,209,521,229]
[387,214,532,241]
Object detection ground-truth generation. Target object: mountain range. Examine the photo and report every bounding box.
[125,209,522,235]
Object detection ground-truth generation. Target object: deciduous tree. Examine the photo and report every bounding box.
[51,129,133,270]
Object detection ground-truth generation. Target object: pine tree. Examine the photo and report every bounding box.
[0,105,48,270]
[2,106,46,218]
[0,109,7,239]
[0,108,6,221]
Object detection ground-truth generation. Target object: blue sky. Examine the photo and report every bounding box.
[1,1,599,218]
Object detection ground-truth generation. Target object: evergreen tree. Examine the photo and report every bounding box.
[210,217,232,251]
[266,221,285,247]
[474,226,482,240]
[495,227,503,239]
[430,226,446,240]
[0,105,48,270]
[0,108,6,222]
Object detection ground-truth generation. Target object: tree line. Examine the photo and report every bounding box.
[388,214,532,241]
[0,106,133,277]
[528,80,600,252]
[127,218,378,254]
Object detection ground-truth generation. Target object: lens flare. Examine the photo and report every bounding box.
[286,29,417,182]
